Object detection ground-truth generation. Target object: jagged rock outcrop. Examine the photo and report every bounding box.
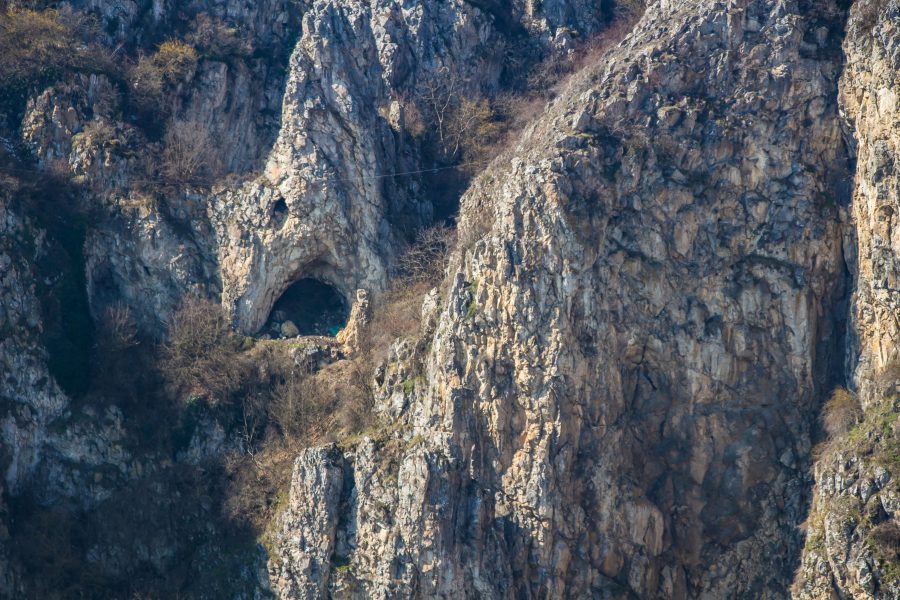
[210,0,533,333]
[793,399,900,599]
[836,0,900,403]
[27,0,900,597]
[272,0,855,597]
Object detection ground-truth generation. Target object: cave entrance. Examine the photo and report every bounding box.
[263,278,349,338]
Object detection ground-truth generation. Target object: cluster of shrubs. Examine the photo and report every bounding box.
[0,6,250,186]
[0,7,111,126]
[128,39,198,118]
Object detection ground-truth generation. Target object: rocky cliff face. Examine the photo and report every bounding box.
[793,0,900,597]
[0,0,616,596]
[13,0,900,598]
[270,0,856,597]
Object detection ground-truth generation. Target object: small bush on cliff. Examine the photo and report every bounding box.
[160,119,223,186]
[396,225,455,284]
[161,296,245,404]
[823,387,862,438]
[876,360,900,397]
[188,13,252,60]
[128,39,198,117]
[0,7,109,79]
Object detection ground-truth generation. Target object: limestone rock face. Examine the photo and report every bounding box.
[2,1,613,596]
[273,0,854,597]
[19,0,609,335]
[27,0,900,597]
[0,196,69,495]
[271,447,347,599]
[793,1,900,597]
[210,0,511,333]
[838,0,900,403]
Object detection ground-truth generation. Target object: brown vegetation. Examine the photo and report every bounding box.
[0,7,109,82]
[414,67,502,164]
[128,39,198,116]
[160,296,245,404]
[396,225,455,284]
[160,119,223,185]
[872,521,900,560]
[876,360,900,396]
[188,14,252,60]
[0,7,111,123]
[822,387,862,439]
[224,356,373,532]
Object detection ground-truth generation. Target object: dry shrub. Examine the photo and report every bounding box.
[822,387,862,438]
[79,118,118,147]
[188,13,251,59]
[160,119,222,186]
[97,304,139,354]
[876,360,900,396]
[0,7,109,82]
[397,225,455,285]
[223,445,293,533]
[225,357,373,532]
[400,94,427,139]
[447,97,502,163]
[872,521,900,560]
[268,375,328,443]
[269,359,371,443]
[161,296,244,404]
[416,68,501,162]
[128,39,198,115]
[361,282,430,359]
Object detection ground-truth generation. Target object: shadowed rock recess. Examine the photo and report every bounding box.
[8,0,900,598]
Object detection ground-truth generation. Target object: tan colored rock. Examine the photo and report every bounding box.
[795,1,900,597]
[275,0,855,597]
[336,289,370,352]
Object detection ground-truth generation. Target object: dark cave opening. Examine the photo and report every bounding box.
[271,197,288,228]
[262,278,349,338]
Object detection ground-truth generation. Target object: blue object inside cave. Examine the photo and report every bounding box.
[263,278,349,337]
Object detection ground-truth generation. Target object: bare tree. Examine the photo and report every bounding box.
[416,68,499,162]
[417,66,462,158]
[160,119,222,186]
[397,225,455,284]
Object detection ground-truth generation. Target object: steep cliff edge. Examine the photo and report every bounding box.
[22,0,900,598]
[794,0,900,597]
[272,0,855,597]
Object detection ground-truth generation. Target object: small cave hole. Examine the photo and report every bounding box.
[271,197,288,228]
[263,278,349,338]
